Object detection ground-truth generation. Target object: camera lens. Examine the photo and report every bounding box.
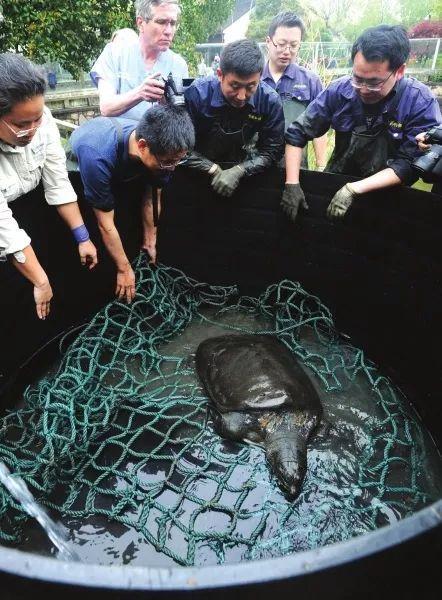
[413,149,440,175]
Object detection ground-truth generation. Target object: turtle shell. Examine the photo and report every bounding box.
[195,334,321,414]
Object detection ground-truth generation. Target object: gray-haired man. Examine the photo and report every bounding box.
[90,0,188,120]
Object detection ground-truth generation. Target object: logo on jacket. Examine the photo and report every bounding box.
[389,120,403,129]
[248,113,263,122]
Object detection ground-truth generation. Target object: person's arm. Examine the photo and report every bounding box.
[140,186,161,264]
[11,245,53,320]
[54,203,98,269]
[285,144,304,184]
[285,90,333,179]
[327,91,442,219]
[93,208,135,304]
[327,168,402,219]
[97,77,165,117]
[387,93,442,185]
[90,43,165,117]
[312,134,328,170]
[41,109,98,268]
[240,95,285,176]
[211,94,286,197]
[0,189,52,319]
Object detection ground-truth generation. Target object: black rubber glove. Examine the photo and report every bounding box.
[280,183,309,223]
[211,165,245,197]
[183,151,219,175]
[327,184,358,219]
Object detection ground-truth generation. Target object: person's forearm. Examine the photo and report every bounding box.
[12,245,49,286]
[96,219,130,271]
[141,189,161,236]
[285,145,303,183]
[351,168,402,195]
[99,88,145,117]
[313,134,328,168]
[55,201,85,230]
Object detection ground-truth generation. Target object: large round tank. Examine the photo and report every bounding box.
[0,169,440,599]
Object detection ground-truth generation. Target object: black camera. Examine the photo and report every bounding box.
[412,124,442,182]
[162,73,194,107]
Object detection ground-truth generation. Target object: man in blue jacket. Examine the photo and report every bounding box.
[261,12,328,171]
[283,25,441,222]
[71,104,194,303]
[184,39,285,198]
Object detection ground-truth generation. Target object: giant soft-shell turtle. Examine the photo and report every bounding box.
[195,334,323,499]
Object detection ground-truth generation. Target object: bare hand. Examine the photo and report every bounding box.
[34,279,53,320]
[142,232,157,265]
[78,240,98,269]
[138,72,165,102]
[415,132,431,152]
[115,267,136,304]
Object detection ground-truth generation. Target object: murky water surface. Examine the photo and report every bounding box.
[10,309,442,565]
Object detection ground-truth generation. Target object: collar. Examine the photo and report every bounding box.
[0,139,25,153]
[262,61,297,82]
[210,79,256,109]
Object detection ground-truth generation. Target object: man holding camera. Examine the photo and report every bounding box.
[71,105,195,302]
[90,0,188,120]
[284,25,441,221]
[183,39,285,198]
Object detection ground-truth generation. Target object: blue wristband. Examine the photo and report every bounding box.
[72,224,90,243]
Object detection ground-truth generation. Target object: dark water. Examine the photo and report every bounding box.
[10,309,442,566]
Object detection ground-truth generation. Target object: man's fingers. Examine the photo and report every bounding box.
[88,254,98,269]
[37,301,50,320]
[125,285,135,304]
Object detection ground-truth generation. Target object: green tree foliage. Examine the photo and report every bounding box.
[0,1,132,78]
[247,0,305,40]
[174,0,235,71]
[0,0,234,78]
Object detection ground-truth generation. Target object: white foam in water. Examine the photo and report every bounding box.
[0,461,79,562]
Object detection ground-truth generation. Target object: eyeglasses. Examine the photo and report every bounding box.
[154,155,183,169]
[147,18,178,29]
[270,39,300,53]
[351,71,394,92]
[1,117,42,138]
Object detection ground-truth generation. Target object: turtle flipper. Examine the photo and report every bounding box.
[211,409,262,444]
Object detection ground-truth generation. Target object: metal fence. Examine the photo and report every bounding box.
[196,38,442,78]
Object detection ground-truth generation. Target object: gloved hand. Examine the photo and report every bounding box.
[211,165,245,197]
[280,183,309,223]
[327,183,359,219]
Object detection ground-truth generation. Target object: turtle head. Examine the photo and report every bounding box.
[266,433,307,500]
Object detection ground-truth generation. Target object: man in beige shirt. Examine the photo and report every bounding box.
[0,53,97,319]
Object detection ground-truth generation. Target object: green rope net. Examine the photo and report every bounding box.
[0,256,440,566]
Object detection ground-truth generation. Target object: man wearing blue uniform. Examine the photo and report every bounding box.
[283,25,442,222]
[71,105,194,303]
[262,12,327,171]
[184,39,285,198]
[90,0,188,120]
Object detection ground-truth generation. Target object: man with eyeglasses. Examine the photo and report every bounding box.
[284,25,441,221]
[90,0,188,120]
[0,53,97,321]
[71,105,194,303]
[262,12,327,180]
[183,39,285,198]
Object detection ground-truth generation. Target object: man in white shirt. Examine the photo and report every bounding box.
[90,0,188,121]
[0,53,97,319]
